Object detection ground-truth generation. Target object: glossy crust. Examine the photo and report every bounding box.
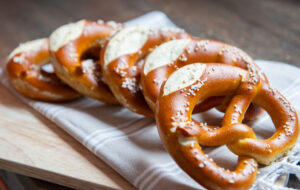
[50,20,121,104]
[156,64,299,190]
[141,38,267,120]
[6,38,81,102]
[100,27,190,117]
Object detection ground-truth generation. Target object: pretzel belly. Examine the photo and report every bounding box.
[141,38,267,120]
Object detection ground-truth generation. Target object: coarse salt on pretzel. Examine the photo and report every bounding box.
[100,26,190,117]
[6,38,81,102]
[141,38,267,120]
[156,63,299,189]
[50,20,122,104]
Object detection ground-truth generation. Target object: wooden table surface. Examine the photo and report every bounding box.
[0,0,299,190]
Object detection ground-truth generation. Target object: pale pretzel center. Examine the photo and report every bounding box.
[49,20,85,51]
[163,63,206,96]
[143,39,190,75]
[7,38,47,61]
[104,26,149,67]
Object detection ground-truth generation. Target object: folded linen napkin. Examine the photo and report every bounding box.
[1,11,299,190]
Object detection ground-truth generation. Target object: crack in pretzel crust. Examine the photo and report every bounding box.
[156,63,299,190]
[7,20,300,190]
[100,26,190,117]
[6,38,81,102]
[49,20,122,104]
[141,38,267,120]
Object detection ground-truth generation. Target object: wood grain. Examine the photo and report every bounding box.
[0,0,299,67]
[0,0,299,189]
[0,84,134,190]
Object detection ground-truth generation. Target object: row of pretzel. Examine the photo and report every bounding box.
[6,20,299,189]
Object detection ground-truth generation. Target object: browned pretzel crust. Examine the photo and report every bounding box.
[50,20,122,104]
[6,38,80,102]
[100,27,190,116]
[141,38,267,120]
[156,63,299,189]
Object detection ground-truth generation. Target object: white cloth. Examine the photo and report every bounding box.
[1,11,299,190]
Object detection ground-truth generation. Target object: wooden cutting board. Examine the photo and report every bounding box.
[0,83,135,190]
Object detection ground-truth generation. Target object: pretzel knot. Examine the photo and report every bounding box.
[156,63,299,189]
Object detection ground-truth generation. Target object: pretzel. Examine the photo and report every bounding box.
[50,20,122,104]
[141,38,267,120]
[0,178,8,190]
[6,38,81,102]
[100,26,190,116]
[156,63,299,189]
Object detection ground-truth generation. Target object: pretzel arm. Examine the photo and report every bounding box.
[228,83,299,165]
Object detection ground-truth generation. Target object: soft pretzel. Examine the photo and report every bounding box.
[6,38,81,102]
[100,26,190,117]
[141,38,267,120]
[50,20,122,104]
[156,63,299,189]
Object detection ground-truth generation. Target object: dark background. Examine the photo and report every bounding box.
[0,0,299,67]
[0,0,299,188]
